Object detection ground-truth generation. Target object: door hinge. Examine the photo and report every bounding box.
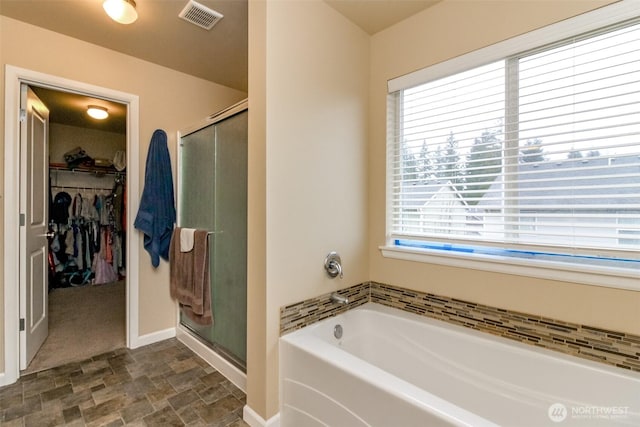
[19,109,26,123]
[20,213,26,226]
[19,318,25,332]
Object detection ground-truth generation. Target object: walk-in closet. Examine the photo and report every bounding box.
[49,143,126,289]
[23,86,127,373]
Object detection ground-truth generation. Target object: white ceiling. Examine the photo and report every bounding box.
[0,0,439,132]
[0,0,248,91]
[31,86,128,134]
[325,0,439,35]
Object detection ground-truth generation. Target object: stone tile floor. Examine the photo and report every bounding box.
[0,339,249,426]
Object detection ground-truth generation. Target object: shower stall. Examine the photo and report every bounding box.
[176,99,247,376]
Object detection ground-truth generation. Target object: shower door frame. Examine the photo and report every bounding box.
[174,98,248,392]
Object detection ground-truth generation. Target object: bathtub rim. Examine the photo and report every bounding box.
[282,302,640,382]
[280,318,498,427]
[280,302,640,427]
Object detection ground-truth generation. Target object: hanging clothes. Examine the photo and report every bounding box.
[113,177,125,232]
[49,182,126,287]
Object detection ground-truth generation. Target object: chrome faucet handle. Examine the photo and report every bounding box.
[324,251,343,278]
[328,260,342,278]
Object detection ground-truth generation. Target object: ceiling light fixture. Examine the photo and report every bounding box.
[103,0,138,25]
[87,105,109,120]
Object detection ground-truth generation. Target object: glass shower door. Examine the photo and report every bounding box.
[178,109,247,370]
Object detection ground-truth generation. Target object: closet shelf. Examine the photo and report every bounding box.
[50,163,125,177]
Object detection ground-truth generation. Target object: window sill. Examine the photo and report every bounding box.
[380,244,640,292]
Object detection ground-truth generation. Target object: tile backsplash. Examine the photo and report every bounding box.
[280,283,369,335]
[280,281,640,373]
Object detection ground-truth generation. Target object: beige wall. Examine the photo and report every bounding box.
[368,0,640,336]
[0,16,246,373]
[49,123,126,164]
[5,0,639,420]
[247,0,370,419]
[246,0,268,419]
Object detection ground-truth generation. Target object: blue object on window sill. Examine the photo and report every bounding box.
[394,239,640,269]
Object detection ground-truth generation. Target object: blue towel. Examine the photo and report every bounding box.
[134,129,176,267]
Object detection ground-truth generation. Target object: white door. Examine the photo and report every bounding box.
[20,85,50,369]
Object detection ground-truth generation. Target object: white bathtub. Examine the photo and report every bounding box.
[279,303,640,427]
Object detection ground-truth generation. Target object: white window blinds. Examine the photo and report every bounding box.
[387,17,640,264]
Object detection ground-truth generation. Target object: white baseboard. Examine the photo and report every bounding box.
[176,325,246,392]
[243,405,280,427]
[130,327,176,349]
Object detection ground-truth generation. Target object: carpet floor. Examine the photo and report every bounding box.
[23,280,126,374]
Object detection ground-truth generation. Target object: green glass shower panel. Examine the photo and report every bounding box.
[178,109,247,370]
[179,125,216,231]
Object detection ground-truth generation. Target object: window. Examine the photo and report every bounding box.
[385,7,640,288]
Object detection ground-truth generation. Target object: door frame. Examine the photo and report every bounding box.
[3,65,140,385]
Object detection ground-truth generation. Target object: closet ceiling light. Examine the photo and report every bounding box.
[103,0,138,25]
[87,105,109,120]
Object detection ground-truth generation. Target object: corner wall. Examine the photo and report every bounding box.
[0,16,246,375]
[49,124,126,164]
[368,0,640,336]
[247,0,370,420]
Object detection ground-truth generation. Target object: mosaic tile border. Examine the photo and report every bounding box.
[280,281,640,373]
[280,283,369,335]
[369,282,640,373]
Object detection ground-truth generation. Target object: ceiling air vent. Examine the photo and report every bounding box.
[179,0,223,30]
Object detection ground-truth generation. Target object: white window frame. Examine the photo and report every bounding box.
[381,1,640,291]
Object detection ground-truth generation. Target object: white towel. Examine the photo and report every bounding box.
[180,228,196,252]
